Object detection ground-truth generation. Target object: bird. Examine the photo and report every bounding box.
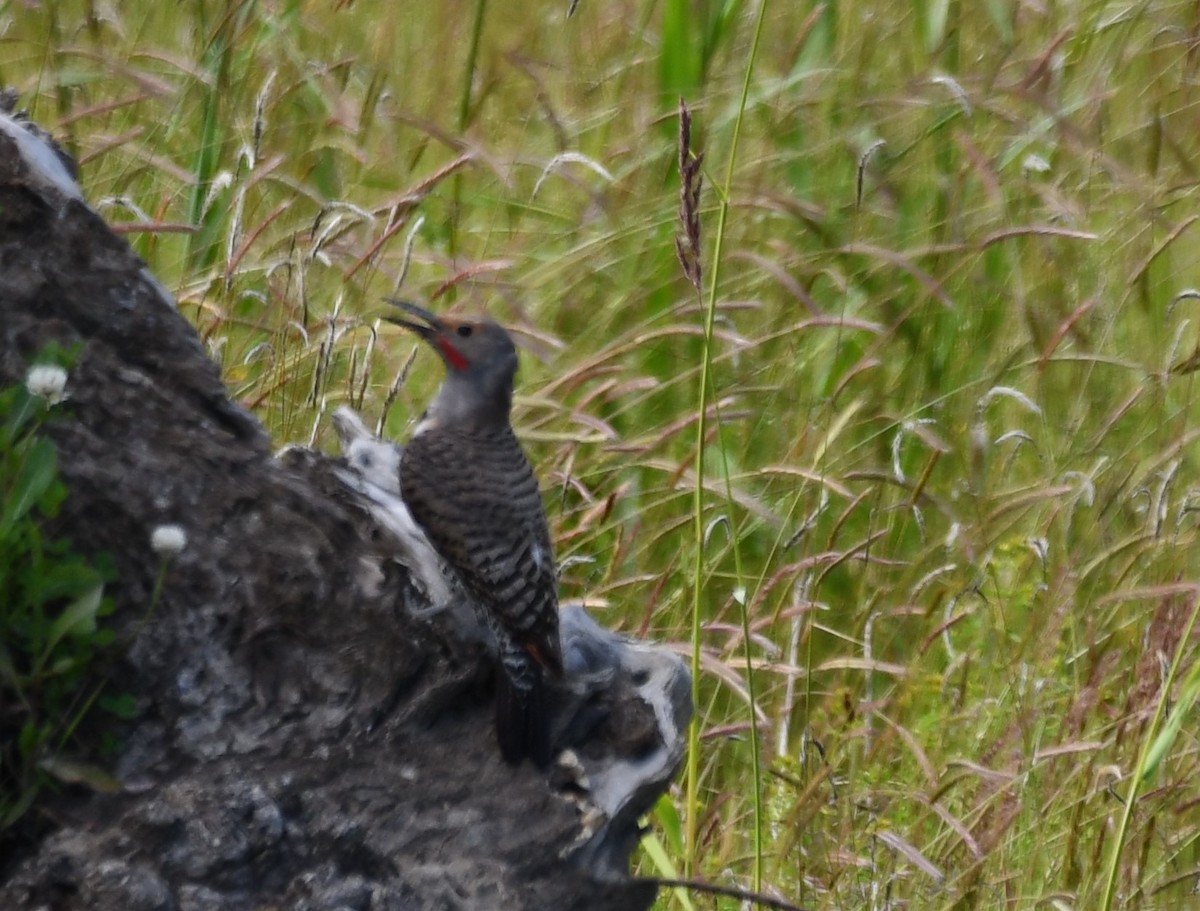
[384,299,563,767]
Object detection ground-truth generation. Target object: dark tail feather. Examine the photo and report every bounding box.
[495,666,552,768]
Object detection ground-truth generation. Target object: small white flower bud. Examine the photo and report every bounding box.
[151,524,188,557]
[26,364,68,405]
[1022,153,1051,176]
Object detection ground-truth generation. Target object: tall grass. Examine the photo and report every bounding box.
[680,0,776,889]
[5,0,1200,907]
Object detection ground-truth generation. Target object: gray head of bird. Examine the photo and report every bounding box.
[385,299,519,421]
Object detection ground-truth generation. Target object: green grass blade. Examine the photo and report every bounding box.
[685,0,770,889]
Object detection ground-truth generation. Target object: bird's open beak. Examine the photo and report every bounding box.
[383,298,442,340]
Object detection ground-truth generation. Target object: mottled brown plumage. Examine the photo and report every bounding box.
[386,300,562,766]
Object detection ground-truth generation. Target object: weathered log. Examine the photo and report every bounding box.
[0,102,689,911]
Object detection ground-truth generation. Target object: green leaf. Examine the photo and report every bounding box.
[0,783,39,828]
[92,550,118,583]
[0,386,39,447]
[1142,666,1200,779]
[18,718,42,758]
[793,0,836,73]
[37,757,123,793]
[41,582,105,663]
[660,0,700,96]
[100,692,139,720]
[640,827,695,911]
[701,0,743,78]
[1,437,58,534]
[35,475,67,518]
[653,792,684,854]
[922,0,951,53]
[48,654,84,676]
[37,560,104,603]
[982,0,1013,44]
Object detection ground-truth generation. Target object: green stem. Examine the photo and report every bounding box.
[458,0,486,131]
[449,0,488,265]
[136,558,171,638]
[685,0,770,887]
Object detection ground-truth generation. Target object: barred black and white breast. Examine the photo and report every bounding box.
[400,420,562,677]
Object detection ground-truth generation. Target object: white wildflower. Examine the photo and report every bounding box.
[151,524,188,557]
[1022,153,1051,176]
[26,364,68,405]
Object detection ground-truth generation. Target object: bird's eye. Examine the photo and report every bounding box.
[456,325,473,338]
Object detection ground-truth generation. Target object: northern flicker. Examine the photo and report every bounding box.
[385,299,563,767]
